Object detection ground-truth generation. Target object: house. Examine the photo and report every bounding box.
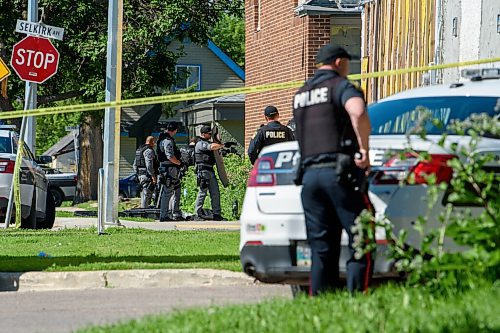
[362,0,500,102]
[119,39,246,177]
[42,132,78,172]
[45,39,245,177]
[244,0,362,148]
[437,0,500,83]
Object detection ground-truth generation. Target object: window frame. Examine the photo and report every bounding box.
[174,64,202,91]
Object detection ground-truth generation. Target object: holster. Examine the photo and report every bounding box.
[197,171,210,190]
[336,153,367,192]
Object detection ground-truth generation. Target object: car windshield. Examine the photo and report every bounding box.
[0,137,12,153]
[368,96,500,135]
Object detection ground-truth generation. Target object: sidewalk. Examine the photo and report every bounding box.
[0,269,256,292]
[53,217,240,231]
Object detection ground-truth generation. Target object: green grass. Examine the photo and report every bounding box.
[78,282,500,333]
[0,228,240,272]
[55,211,77,218]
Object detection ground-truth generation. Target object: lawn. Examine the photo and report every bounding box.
[0,228,240,272]
[78,281,499,333]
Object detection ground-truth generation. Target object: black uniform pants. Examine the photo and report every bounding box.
[301,167,372,295]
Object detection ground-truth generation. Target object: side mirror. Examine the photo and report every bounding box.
[36,155,53,165]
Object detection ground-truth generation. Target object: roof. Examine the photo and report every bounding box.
[179,94,245,113]
[296,0,362,15]
[380,79,500,102]
[207,41,245,81]
[193,94,245,105]
[43,133,74,156]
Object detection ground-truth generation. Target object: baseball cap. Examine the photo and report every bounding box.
[200,125,212,134]
[315,44,352,65]
[167,122,179,131]
[264,105,279,117]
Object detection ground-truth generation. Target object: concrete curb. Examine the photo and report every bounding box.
[0,269,256,292]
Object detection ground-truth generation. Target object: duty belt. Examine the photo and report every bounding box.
[305,161,337,169]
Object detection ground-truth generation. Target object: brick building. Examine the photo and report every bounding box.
[245,0,362,147]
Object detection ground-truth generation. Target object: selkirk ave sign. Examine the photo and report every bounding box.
[16,20,65,41]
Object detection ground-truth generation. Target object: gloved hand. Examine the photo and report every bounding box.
[223,141,236,148]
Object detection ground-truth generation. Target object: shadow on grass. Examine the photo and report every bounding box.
[0,254,240,272]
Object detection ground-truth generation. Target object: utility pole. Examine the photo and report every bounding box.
[25,0,38,152]
[102,0,123,225]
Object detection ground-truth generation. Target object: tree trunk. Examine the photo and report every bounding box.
[75,113,103,202]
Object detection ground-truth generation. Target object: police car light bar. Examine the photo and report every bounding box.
[0,125,17,130]
[461,68,500,79]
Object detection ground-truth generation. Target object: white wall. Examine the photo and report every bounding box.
[441,0,500,83]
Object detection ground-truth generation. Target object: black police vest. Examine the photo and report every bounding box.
[293,76,358,159]
[159,133,181,165]
[194,140,216,167]
[135,144,151,171]
[259,122,292,147]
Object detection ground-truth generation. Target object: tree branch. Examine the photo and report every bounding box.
[38,90,84,106]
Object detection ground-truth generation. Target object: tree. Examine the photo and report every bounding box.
[0,0,243,201]
[211,14,245,67]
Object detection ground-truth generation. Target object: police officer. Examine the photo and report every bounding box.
[133,136,158,208]
[293,44,372,295]
[194,125,226,221]
[247,106,295,164]
[158,122,184,221]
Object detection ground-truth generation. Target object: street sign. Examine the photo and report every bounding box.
[15,20,65,41]
[10,36,60,84]
[0,57,10,81]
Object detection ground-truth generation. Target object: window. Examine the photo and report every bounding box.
[0,137,11,153]
[497,14,500,34]
[174,65,201,91]
[452,17,458,37]
[255,0,262,31]
[369,96,499,136]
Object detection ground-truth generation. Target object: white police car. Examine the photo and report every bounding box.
[240,69,500,287]
[0,126,56,229]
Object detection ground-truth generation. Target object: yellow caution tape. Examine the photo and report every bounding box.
[0,57,499,120]
[13,141,24,228]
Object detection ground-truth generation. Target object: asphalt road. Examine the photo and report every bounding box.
[0,284,291,333]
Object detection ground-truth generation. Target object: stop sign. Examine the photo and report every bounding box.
[10,36,60,84]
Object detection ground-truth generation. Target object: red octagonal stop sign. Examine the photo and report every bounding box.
[10,36,60,84]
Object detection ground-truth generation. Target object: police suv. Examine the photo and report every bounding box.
[0,125,56,229]
[240,69,500,287]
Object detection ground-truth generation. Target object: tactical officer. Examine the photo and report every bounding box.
[158,122,184,221]
[133,136,158,208]
[293,44,372,295]
[194,125,226,221]
[247,106,295,164]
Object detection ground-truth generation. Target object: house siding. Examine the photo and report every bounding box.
[362,0,436,102]
[169,40,244,91]
[441,0,500,83]
[245,0,330,148]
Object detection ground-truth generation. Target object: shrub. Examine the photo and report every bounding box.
[354,107,500,293]
[180,154,252,219]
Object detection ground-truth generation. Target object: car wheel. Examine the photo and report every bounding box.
[50,187,64,207]
[37,190,56,229]
[21,191,37,229]
[290,284,309,298]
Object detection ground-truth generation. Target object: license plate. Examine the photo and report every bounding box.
[296,241,311,267]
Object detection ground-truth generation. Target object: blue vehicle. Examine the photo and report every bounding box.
[119,174,139,199]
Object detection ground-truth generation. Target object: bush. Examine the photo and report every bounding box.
[180,154,252,219]
[354,108,500,293]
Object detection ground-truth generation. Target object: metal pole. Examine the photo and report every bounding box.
[4,87,32,228]
[103,0,123,225]
[25,0,38,152]
[97,168,105,234]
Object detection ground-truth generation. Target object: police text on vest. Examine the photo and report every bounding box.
[294,87,329,109]
[266,131,286,139]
